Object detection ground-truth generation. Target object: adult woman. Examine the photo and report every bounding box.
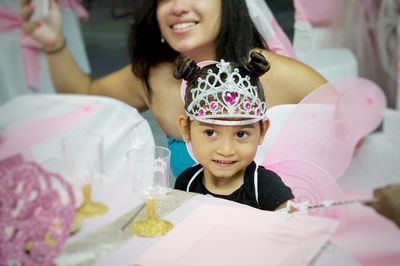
[21,0,326,176]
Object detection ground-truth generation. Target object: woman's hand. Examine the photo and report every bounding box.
[367,184,400,228]
[20,0,64,51]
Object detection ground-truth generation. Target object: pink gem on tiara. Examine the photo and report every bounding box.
[244,101,251,110]
[198,108,205,116]
[224,91,238,105]
[210,101,217,110]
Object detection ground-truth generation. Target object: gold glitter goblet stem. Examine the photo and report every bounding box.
[147,197,156,219]
[76,183,108,218]
[83,183,92,203]
[131,197,173,237]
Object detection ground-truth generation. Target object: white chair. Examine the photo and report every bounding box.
[292,0,359,81]
[0,94,155,184]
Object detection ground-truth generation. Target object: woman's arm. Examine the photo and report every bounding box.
[367,184,400,228]
[20,0,148,111]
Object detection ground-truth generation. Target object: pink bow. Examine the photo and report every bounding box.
[0,7,41,90]
[59,0,89,21]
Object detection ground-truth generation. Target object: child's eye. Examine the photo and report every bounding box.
[237,131,249,138]
[204,129,216,137]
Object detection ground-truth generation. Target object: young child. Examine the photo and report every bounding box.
[173,51,294,211]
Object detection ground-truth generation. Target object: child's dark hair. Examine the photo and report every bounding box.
[174,51,270,110]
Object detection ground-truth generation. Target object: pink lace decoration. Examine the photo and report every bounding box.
[0,160,75,265]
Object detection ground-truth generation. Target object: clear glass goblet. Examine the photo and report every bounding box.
[62,133,108,219]
[127,145,173,237]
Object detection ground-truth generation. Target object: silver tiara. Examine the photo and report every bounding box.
[185,60,267,125]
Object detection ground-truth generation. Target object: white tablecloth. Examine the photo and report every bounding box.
[0,94,154,183]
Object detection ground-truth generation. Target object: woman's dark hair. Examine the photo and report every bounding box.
[128,0,265,98]
[174,51,270,110]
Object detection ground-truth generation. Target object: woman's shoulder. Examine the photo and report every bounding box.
[254,49,327,105]
[257,49,323,77]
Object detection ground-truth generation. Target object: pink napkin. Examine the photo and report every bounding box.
[135,204,338,266]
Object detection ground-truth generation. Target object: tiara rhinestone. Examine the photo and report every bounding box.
[185,60,267,124]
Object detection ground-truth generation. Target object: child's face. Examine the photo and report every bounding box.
[187,119,268,179]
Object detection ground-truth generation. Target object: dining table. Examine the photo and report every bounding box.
[54,181,360,266]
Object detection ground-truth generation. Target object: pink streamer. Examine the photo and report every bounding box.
[21,35,42,90]
[0,7,41,90]
[58,0,89,21]
[267,19,296,58]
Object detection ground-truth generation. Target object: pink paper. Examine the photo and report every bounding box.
[135,204,338,266]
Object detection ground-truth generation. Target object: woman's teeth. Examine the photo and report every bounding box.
[172,22,196,30]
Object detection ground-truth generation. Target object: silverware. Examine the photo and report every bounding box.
[119,202,145,233]
[308,197,378,209]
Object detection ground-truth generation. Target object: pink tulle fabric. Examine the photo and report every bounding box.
[263,78,386,180]
[262,78,386,227]
[0,159,75,265]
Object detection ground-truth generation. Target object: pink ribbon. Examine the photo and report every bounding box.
[0,7,41,90]
[59,0,89,21]
[0,103,98,161]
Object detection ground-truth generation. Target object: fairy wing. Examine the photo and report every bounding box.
[260,78,386,225]
[262,77,386,180]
